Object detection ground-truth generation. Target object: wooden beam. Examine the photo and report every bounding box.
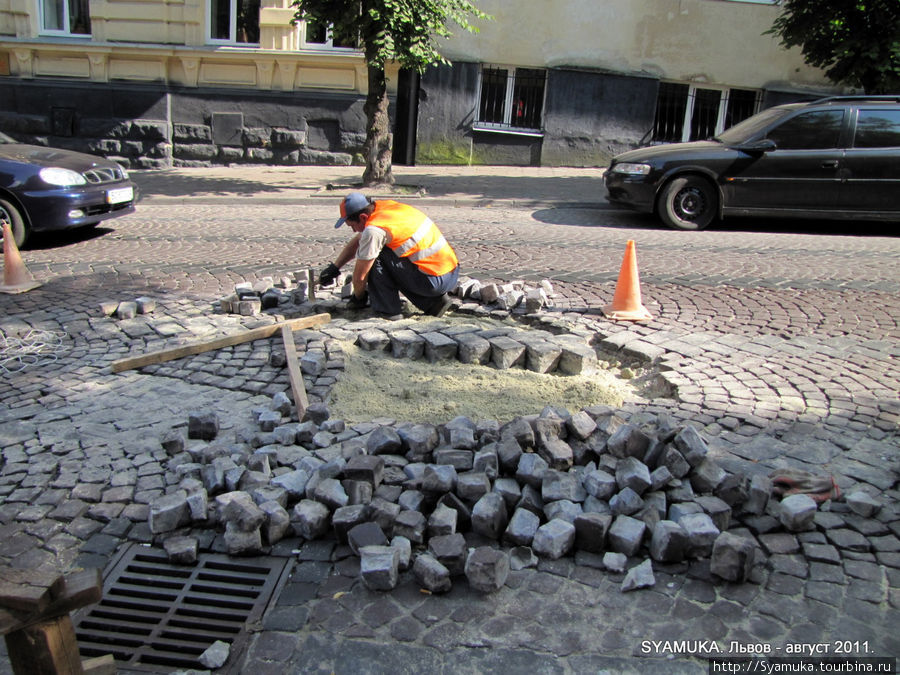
[281,324,309,418]
[307,268,316,303]
[0,568,66,616]
[111,313,331,373]
[6,615,84,675]
[82,655,116,675]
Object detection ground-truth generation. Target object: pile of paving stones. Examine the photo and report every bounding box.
[218,275,313,317]
[352,317,599,377]
[215,273,556,319]
[147,397,886,595]
[135,273,604,407]
[100,296,158,321]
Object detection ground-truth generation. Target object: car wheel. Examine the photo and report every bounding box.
[0,198,28,250]
[658,176,717,230]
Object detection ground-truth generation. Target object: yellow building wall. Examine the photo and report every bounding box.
[0,0,396,93]
[0,0,830,96]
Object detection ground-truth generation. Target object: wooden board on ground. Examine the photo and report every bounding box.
[281,324,309,417]
[111,313,331,373]
[0,569,65,615]
[2,569,106,675]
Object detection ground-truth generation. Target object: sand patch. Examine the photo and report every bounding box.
[329,336,645,425]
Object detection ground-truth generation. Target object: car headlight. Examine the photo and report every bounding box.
[610,163,652,176]
[39,167,87,187]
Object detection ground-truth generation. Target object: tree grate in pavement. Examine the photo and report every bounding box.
[72,543,291,673]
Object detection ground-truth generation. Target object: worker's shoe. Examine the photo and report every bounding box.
[426,293,452,317]
[346,290,369,310]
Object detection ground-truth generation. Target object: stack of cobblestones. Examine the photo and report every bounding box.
[352,318,598,376]
[218,274,312,317]
[215,273,555,319]
[144,274,603,408]
[148,397,887,595]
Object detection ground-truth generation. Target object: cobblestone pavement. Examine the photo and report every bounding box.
[1,166,898,674]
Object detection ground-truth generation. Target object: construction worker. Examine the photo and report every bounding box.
[318,192,460,318]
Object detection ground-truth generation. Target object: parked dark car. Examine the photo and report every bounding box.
[605,96,900,230]
[0,132,137,248]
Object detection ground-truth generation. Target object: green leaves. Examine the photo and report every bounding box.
[291,0,490,71]
[768,0,900,93]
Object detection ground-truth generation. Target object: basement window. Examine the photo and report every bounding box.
[652,83,760,143]
[475,65,546,136]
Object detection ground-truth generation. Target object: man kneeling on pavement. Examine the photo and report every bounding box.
[319,192,460,319]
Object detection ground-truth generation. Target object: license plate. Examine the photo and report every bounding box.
[106,187,133,204]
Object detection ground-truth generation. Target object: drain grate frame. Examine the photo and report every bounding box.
[73,543,292,673]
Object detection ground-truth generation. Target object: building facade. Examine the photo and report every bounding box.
[418,0,842,166]
[0,0,394,167]
[0,0,838,168]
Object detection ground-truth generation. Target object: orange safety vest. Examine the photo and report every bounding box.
[366,201,459,276]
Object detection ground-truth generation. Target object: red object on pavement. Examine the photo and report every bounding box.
[770,468,841,504]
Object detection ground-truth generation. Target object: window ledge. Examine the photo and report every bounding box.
[38,32,92,39]
[472,124,544,138]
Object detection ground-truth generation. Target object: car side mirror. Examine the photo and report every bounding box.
[734,139,777,155]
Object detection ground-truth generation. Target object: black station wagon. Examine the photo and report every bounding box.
[605,96,900,230]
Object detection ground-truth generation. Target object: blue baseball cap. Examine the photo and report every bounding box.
[334,192,371,228]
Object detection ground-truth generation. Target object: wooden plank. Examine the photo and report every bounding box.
[1,570,102,637]
[281,324,309,418]
[111,313,330,373]
[307,268,316,302]
[37,570,102,621]
[0,569,65,614]
[5,615,84,675]
[0,609,21,636]
[81,655,116,675]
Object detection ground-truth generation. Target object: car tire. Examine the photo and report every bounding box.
[0,198,28,250]
[658,176,717,231]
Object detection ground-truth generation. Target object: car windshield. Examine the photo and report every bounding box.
[715,107,796,145]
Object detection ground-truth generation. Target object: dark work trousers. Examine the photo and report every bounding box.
[367,247,459,315]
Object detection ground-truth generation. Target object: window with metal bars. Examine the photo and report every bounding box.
[652,83,761,143]
[476,65,546,133]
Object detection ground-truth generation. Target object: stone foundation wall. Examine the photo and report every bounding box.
[0,79,377,169]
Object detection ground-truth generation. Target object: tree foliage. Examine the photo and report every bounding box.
[768,0,900,94]
[292,0,490,184]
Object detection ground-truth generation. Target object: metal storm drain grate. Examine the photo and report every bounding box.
[73,544,291,673]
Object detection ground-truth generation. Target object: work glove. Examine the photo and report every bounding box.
[318,263,340,287]
[347,290,369,310]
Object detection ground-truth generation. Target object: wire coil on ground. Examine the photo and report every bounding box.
[0,329,68,374]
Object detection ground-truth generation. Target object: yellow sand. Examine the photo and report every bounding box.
[329,338,637,425]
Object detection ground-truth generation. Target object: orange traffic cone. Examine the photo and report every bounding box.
[603,239,652,321]
[1,222,42,294]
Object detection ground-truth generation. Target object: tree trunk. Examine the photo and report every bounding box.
[362,62,394,186]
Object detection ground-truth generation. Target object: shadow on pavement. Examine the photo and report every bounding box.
[531,208,658,229]
[714,217,896,237]
[24,226,113,251]
[403,173,602,203]
[131,171,324,198]
[533,206,897,237]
